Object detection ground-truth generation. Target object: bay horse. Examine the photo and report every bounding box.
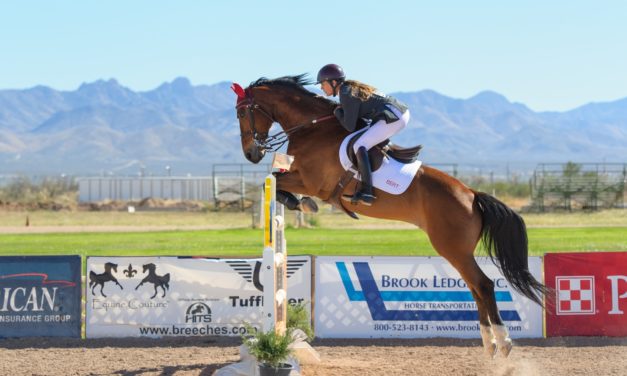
[232,75,546,357]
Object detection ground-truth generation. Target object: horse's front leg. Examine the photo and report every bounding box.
[135,278,147,290]
[273,171,318,213]
[151,286,158,299]
[112,277,123,290]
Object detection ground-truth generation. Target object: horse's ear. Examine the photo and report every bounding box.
[231,83,246,99]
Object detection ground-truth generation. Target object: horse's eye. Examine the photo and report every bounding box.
[237,109,246,118]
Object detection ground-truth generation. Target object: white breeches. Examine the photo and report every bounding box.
[353,107,410,153]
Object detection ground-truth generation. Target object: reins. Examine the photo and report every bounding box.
[261,114,336,151]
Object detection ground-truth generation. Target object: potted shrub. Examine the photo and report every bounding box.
[242,325,294,376]
[287,301,314,341]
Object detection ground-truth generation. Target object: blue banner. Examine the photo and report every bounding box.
[0,256,81,338]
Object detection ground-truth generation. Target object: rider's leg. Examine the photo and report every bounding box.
[352,109,409,154]
[352,146,376,205]
[351,108,409,205]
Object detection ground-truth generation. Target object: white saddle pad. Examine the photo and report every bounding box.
[338,130,422,195]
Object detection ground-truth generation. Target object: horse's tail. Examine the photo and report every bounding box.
[474,191,547,306]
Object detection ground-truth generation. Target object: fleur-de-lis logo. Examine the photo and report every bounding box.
[123,264,137,278]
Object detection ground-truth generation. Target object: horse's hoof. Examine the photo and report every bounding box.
[298,197,318,213]
[485,341,497,358]
[498,340,513,358]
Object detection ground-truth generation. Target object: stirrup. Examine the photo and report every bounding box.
[342,191,376,206]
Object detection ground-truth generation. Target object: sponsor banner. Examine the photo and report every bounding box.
[545,252,627,336]
[315,256,542,339]
[0,256,81,338]
[86,256,311,338]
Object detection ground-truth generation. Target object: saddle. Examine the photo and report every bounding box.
[327,132,423,219]
[345,132,423,171]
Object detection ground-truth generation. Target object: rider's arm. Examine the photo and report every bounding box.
[334,87,361,132]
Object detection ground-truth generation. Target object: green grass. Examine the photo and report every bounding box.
[0,227,625,258]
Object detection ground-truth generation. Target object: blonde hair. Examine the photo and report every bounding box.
[344,79,377,100]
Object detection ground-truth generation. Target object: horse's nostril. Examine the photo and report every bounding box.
[246,152,252,160]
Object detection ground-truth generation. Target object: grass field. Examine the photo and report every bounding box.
[0,209,625,258]
[0,227,625,258]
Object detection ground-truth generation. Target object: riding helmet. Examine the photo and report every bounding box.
[317,64,346,83]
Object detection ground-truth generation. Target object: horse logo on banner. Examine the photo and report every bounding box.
[89,262,123,297]
[135,263,170,299]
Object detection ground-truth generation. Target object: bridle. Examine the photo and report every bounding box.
[233,84,335,152]
[235,95,276,150]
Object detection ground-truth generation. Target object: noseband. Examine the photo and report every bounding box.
[234,87,336,152]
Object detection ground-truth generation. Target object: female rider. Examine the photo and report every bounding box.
[317,63,410,206]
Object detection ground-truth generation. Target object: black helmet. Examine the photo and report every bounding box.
[317,64,346,84]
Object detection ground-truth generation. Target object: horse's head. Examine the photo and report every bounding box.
[105,262,118,273]
[231,83,274,163]
[142,263,155,273]
[232,74,334,164]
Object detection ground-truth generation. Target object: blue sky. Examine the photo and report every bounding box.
[1,1,626,111]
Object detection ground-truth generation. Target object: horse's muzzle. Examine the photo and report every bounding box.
[245,145,265,164]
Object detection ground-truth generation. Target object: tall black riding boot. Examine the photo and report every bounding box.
[352,146,376,206]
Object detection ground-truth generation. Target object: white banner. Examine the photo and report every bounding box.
[315,256,543,339]
[86,256,311,338]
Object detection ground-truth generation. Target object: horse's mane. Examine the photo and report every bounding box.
[249,74,336,109]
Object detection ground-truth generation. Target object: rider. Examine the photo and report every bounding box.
[317,63,410,206]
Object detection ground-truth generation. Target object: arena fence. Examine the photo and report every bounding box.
[530,163,626,211]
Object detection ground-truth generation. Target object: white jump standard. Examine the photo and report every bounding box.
[262,173,288,335]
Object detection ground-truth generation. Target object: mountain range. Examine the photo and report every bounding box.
[1,77,626,176]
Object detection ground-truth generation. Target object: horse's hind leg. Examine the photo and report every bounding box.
[451,256,512,356]
[456,257,513,357]
[452,258,501,358]
[428,248,499,356]
[483,288,512,357]
[426,227,502,357]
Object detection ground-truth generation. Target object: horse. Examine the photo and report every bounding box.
[232,74,547,357]
[135,263,170,299]
[89,262,123,297]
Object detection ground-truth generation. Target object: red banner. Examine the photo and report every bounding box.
[545,252,627,336]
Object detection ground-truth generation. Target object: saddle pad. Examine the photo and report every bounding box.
[339,131,422,195]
